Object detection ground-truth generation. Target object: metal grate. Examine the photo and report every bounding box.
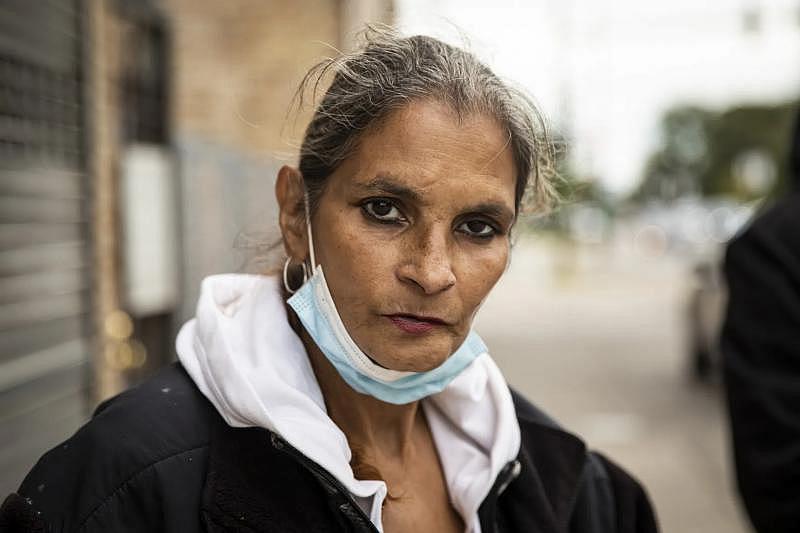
[0,56,82,166]
[0,0,91,497]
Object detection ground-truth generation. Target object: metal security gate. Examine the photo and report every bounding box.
[0,0,91,494]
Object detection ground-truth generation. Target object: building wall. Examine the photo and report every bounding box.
[0,0,393,495]
[166,0,342,154]
[162,0,392,321]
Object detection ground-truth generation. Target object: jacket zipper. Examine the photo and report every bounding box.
[483,459,522,533]
[269,432,380,533]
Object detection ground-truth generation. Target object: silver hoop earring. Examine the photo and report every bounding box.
[282,257,308,294]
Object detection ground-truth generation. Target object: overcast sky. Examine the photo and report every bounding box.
[396,0,800,195]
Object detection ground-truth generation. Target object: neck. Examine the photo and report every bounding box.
[281,284,426,468]
[302,326,422,461]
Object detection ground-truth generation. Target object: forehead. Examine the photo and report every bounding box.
[329,99,517,206]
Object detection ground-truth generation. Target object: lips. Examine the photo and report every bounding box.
[386,314,447,334]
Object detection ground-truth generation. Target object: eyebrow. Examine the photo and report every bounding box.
[356,174,515,222]
[467,202,515,221]
[356,175,422,203]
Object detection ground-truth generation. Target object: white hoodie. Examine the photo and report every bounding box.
[176,274,521,533]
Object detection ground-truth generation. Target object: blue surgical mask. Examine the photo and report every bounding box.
[286,196,488,405]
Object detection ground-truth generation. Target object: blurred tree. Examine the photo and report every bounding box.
[635,101,798,202]
[636,106,713,200]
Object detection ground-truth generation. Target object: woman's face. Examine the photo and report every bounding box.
[287,99,516,372]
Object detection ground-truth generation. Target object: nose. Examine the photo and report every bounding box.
[396,229,456,295]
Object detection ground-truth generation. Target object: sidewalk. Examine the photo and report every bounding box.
[475,236,752,533]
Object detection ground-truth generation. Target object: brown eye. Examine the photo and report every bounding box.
[362,199,403,223]
[458,220,496,238]
[371,200,393,217]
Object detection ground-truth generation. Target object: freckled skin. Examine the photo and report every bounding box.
[304,99,517,372]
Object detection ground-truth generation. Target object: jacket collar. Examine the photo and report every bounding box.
[482,392,588,532]
[202,391,589,533]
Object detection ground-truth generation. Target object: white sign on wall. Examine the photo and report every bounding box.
[120,144,179,316]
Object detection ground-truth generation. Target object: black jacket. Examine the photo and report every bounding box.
[1,363,657,532]
[722,191,800,533]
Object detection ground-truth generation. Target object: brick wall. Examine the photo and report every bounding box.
[162,0,392,320]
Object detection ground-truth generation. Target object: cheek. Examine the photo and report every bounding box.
[316,213,397,317]
[458,242,509,310]
[317,206,366,264]
[331,220,394,277]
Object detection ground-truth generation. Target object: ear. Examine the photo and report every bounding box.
[275,165,308,261]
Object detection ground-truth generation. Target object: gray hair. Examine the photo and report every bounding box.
[295,26,558,216]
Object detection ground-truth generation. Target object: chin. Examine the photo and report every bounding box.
[366,337,456,372]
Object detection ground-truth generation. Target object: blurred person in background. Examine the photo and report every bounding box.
[1,29,657,533]
[722,109,800,533]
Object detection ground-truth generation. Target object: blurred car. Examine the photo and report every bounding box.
[626,197,755,381]
[687,256,726,380]
[683,200,756,381]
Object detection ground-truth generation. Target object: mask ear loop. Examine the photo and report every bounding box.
[303,190,317,275]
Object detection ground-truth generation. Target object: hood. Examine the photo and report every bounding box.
[177,273,520,532]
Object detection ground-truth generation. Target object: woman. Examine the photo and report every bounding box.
[1,29,657,532]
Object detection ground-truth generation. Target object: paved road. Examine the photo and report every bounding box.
[475,236,752,533]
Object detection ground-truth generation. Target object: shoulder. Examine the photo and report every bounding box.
[723,193,800,317]
[508,389,658,532]
[510,387,587,466]
[88,361,215,453]
[727,193,800,262]
[579,453,659,532]
[10,363,215,531]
